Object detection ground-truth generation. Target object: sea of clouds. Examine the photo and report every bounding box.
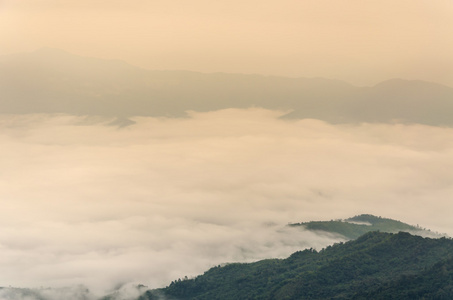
[1,108,453,298]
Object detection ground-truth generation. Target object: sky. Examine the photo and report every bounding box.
[1,0,453,86]
[1,1,453,299]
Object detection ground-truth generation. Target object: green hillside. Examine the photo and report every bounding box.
[289,214,438,240]
[142,232,453,300]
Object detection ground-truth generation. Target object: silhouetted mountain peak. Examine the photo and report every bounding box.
[373,78,452,91]
[2,49,453,126]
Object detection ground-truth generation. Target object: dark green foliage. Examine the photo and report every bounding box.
[289,214,434,240]
[353,257,453,299]
[144,232,453,300]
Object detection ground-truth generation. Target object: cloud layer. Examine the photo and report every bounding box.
[1,109,453,296]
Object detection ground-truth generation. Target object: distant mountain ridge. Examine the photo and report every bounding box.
[289,214,444,240]
[2,48,453,126]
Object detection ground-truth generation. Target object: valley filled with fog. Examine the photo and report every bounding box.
[2,1,453,297]
[1,109,453,297]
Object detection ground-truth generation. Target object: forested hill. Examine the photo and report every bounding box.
[142,232,453,300]
[289,214,442,240]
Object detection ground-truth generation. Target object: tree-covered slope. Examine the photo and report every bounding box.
[289,214,440,240]
[352,258,453,299]
[142,232,453,300]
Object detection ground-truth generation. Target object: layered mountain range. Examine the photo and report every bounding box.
[2,48,453,126]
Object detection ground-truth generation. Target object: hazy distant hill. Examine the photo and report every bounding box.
[142,232,453,300]
[2,48,453,126]
[289,214,443,240]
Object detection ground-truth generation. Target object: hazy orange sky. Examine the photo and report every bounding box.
[1,0,452,86]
